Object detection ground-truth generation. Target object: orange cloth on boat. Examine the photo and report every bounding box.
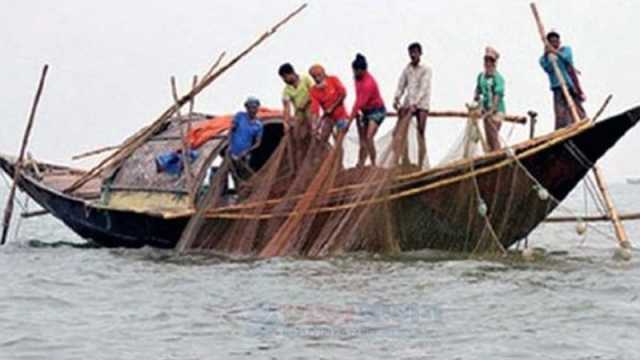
[187,108,282,149]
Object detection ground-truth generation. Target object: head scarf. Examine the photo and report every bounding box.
[484,46,500,61]
[309,64,326,77]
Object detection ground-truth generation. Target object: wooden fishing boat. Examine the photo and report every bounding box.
[1,106,639,251]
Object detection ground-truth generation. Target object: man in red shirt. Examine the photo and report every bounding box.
[308,64,349,144]
[350,53,386,167]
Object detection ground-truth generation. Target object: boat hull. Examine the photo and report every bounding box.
[2,106,639,251]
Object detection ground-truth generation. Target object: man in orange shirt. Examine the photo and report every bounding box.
[308,64,350,143]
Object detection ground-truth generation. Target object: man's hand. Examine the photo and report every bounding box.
[393,98,401,111]
[409,104,417,114]
[544,43,557,55]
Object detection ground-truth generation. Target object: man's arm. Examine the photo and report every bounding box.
[394,68,407,109]
[282,99,292,130]
[238,125,263,158]
[539,54,552,72]
[326,77,347,115]
[473,73,482,101]
[556,46,574,66]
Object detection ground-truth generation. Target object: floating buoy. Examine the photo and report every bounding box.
[478,201,488,216]
[575,221,587,235]
[522,248,535,260]
[537,187,550,201]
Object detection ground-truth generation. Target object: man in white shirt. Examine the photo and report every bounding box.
[393,42,432,168]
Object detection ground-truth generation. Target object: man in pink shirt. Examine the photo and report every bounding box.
[350,53,386,167]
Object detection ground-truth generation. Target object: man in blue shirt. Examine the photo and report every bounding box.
[229,97,264,178]
[539,31,586,129]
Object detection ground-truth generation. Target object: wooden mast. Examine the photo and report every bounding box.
[530,3,631,250]
[1,65,49,245]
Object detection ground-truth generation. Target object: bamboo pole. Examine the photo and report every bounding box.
[1,65,49,245]
[71,145,119,160]
[527,111,538,139]
[70,105,530,162]
[530,3,630,250]
[189,75,198,115]
[387,110,527,124]
[593,94,613,122]
[21,209,49,219]
[64,3,308,194]
[592,166,631,248]
[530,4,581,124]
[546,212,640,223]
[171,77,195,201]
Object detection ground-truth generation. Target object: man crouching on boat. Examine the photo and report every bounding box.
[229,97,264,180]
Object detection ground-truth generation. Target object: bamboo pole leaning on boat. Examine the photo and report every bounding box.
[1,65,49,245]
[71,145,120,161]
[63,3,309,194]
[530,3,631,251]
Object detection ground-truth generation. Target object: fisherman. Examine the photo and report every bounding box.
[350,53,386,168]
[474,47,506,152]
[393,42,432,168]
[229,96,264,180]
[279,63,314,167]
[308,64,349,143]
[539,30,586,129]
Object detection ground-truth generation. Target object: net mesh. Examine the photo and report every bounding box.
[175,110,582,258]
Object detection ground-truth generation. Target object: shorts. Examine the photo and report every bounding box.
[359,107,386,127]
[335,119,349,130]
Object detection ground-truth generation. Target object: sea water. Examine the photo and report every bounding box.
[0,183,639,359]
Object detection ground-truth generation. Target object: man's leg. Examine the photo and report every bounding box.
[356,117,368,167]
[366,120,380,167]
[572,90,587,120]
[416,110,429,168]
[483,114,502,152]
[554,89,571,129]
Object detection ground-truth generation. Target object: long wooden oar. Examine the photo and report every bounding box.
[530,3,631,250]
[1,65,49,245]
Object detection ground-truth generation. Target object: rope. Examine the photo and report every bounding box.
[205,120,595,219]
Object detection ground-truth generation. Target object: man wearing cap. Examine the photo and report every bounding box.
[539,30,586,129]
[474,47,506,152]
[229,97,264,178]
[308,64,349,143]
[279,63,313,167]
[394,42,432,168]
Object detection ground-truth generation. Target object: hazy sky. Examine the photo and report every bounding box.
[1,0,639,180]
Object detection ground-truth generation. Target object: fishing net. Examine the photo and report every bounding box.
[174,107,595,258]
